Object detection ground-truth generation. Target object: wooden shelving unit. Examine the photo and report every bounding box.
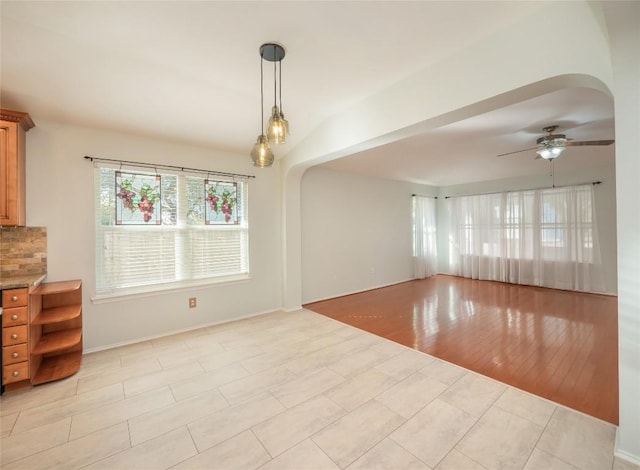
[31,351,82,386]
[30,280,82,385]
[32,305,81,325]
[31,328,82,355]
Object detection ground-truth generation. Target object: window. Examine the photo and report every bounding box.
[94,166,249,298]
[412,195,438,279]
[452,186,595,262]
[447,184,604,292]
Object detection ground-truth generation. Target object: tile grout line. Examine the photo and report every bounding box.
[252,392,349,461]
[533,407,588,470]
[249,428,273,462]
[1,309,623,469]
[428,378,507,469]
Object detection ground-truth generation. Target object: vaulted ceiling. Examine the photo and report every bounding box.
[1,1,614,186]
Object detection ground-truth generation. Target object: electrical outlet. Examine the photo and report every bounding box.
[189,297,197,308]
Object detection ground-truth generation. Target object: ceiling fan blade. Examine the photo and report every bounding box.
[496,147,537,157]
[565,139,615,147]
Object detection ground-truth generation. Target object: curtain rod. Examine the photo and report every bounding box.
[444,181,601,199]
[412,194,438,199]
[84,155,255,180]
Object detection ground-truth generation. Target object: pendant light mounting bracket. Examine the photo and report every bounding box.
[260,43,285,62]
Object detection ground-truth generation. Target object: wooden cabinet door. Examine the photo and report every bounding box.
[0,120,24,226]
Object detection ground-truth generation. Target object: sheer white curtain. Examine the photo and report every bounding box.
[413,196,438,279]
[448,184,605,293]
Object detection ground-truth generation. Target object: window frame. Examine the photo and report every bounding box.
[93,165,250,301]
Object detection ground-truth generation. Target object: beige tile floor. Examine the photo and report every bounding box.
[1,309,638,470]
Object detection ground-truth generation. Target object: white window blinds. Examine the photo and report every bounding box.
[94,167,249,297]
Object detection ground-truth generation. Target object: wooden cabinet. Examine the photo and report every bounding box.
[2,288,30,385]
[30,280,83,385]
[1,109,35,226]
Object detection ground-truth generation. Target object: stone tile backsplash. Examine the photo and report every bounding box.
[0,226,47,279]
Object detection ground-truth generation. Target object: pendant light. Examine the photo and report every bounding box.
[250,45,274,167]
[266,43,289,144]
[250,134,273,168]
[261,43,288,145]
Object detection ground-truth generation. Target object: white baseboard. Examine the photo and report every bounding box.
[303,278,415,305]
[615,430,640,466]
[83,307,281,354]
[282,306,303,313]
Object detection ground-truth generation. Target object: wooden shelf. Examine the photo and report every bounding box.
[32,328,82,355]
[32,280,81,296]
[32,304,81,325]
[29,280,83,386]
[31,351,82,385]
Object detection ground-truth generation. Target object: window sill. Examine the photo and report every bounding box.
[91,274,251,304]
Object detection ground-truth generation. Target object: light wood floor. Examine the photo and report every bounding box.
[304,275,619,425]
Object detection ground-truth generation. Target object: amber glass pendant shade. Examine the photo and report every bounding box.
[250,134,274,167]
[267,106,287,144]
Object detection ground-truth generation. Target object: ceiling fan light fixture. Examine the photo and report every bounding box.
[537,146,563,160]
[536,134,567,160]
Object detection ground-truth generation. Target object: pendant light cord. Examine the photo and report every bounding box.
[279,59,283,112]
[273,45,277,108]
[260,53,264,134]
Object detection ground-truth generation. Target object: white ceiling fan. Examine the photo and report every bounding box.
[497,125,615,160]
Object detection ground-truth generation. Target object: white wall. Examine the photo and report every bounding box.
[282,1,614,311]
[604,2,640,463]
[436,164,617,295]
[300,164,617,305]
[300,167,436,303]
[25,119,282,351]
